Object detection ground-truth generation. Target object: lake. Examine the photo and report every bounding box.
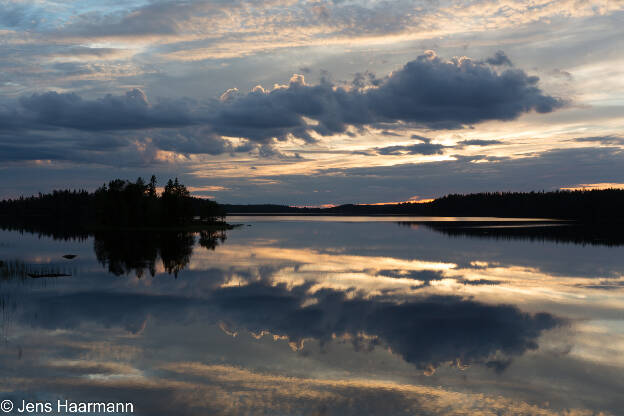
[0,217,622,415]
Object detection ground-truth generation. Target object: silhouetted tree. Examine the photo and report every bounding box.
[0,176,226,229]
[161,177,193,225]
[147,175,157,198]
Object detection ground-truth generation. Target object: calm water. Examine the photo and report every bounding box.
[0,217,623,415]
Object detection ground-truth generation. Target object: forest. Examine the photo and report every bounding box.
[224,189,624,221]
[0,176,226,229]
[3,185,624,228]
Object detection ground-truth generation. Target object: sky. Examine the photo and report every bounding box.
[0,0,623,205]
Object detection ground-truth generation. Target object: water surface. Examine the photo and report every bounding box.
[0,217,622,415]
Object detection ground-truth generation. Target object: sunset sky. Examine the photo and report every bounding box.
[1,0,622,205]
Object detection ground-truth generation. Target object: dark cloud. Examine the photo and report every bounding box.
[374,142,446,156]
[352,70,382,88]
[0,53,562,157]
[0,88,246,163]
[362,137,503,157]
[577,280,624,290]
[485,50,513,66]
[14,89,193,131]
[150,127,234,156]
[573,135,624,145]
[0,51,565,172]
[457,139,504,147]
[380,130,402,136]
[257,143,303,160]
[373,135,482,156]
[209,53,562,139]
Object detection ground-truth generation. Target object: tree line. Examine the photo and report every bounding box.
[224,189,624,221]
[0,176,225,228]
[4,185,624,225]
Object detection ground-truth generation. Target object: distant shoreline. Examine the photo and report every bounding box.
[4,188,624,224]
[226,213,561,220]
[221,189,624,222]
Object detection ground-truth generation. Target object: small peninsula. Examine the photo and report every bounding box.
[0,176,228,233]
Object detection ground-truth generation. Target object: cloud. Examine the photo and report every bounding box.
[485,50,513,66]
[573,135,624,145]
[191,146,624,205]
[55,1,210,38]
[0,0,620,106]
[0,52,562,165]
[373,134,505,156]
[208,53,563,138]
[456,139,504,147]
[149,128,235,156]
[374,136,447,155]
[14,89,193,131]
[6,54,562,138]
[29,0,623,54]
[375,143,446,155]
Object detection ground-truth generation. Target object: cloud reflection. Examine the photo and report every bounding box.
[17,273,560,375]
[2,221,623,415]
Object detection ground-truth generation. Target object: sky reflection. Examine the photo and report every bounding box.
[0,218,622,415]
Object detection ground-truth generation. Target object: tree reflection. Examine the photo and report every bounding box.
[94,230,226,278]
[0,259,72,280]
[397,221,624,246]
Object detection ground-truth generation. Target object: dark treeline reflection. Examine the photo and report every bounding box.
[0,220,90,241]
[0,224,227,278]
[0,259,73,280]
[397,221,624,246]
[94,230,226,278]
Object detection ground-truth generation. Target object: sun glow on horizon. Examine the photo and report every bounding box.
[561,183,624,191]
